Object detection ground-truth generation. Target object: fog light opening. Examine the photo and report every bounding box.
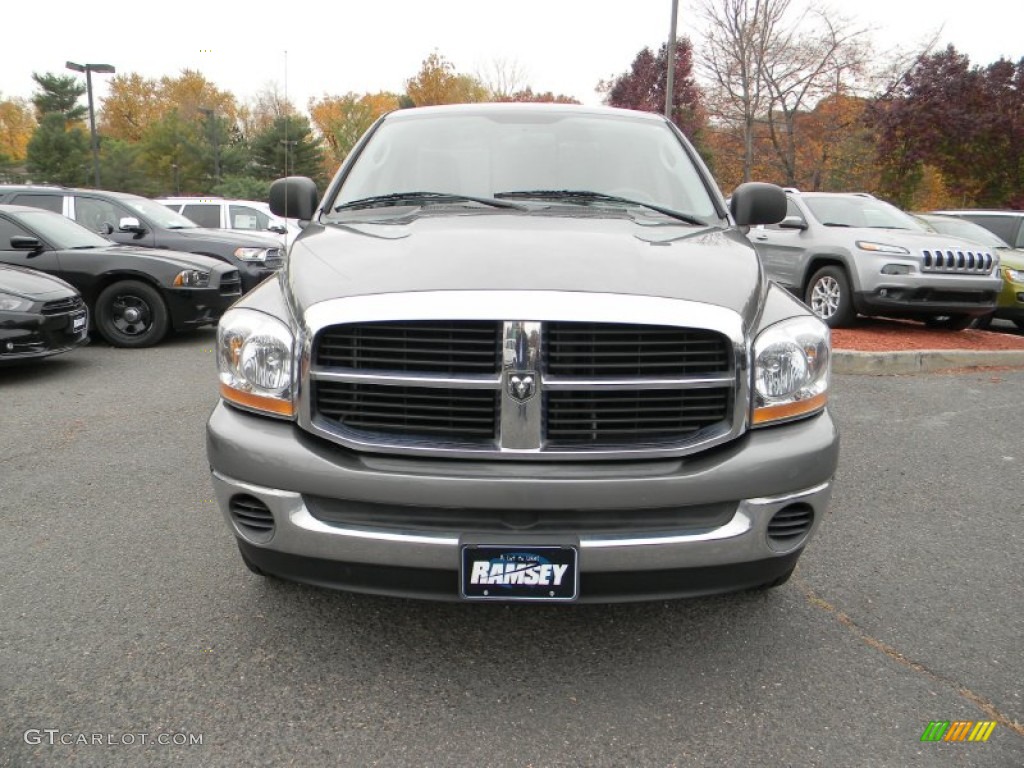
[766,503,814,552]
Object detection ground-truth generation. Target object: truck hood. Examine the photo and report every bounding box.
[285,213,764,322]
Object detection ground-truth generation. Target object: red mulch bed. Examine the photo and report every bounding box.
[831,318,1024,352]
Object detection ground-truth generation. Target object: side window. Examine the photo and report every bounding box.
[965,215,1016,245]
[0,216,31,249]
[766,199,805,230]
[75,197,122,234]
[1014,220,1024,249]
[10,193,63,214]
[229,205,270,231]
[161,203,182,213]
[181,204,221,229]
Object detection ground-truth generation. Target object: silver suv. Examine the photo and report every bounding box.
[752,191,1001,328]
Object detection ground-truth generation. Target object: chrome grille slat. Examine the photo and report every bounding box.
[920,248,993,274]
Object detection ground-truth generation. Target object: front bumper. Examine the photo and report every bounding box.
[854,285,998,318]
[0,307,89,362]
[207,403,839,601]
[165,287,240,331]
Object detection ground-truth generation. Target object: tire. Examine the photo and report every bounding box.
[753,566,796,591]
[805,266,855,328]
[969,314,994,330]
[924,314,974,331]
[237,544,274,579]
[94,280,170,348]
[1014,319,1024,331]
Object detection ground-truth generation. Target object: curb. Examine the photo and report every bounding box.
[833,349,1024,375]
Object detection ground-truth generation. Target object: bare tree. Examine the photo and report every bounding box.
[697,0,876,185]
[758,7,872,185]
[477,58,530,100]
[697,0,786,182]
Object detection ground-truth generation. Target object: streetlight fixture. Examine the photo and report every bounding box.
[198,107,221,186]
[66,61,115,188]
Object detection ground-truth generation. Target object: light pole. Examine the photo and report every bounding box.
[664,0,679,121]
[66,61,115,188]
[198,107,221,186]
[280,139,297,177]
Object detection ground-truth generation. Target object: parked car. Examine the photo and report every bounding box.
[206,103,839,603]
[0,186,284,292]
[158,197,301,247]
[0,204,241,347]
[750,190,1001,329]
[916,212,1024,330]
[0,263,88,362]
[934,209,1024,250]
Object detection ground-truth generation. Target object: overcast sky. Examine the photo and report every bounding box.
[2,0,1020,115]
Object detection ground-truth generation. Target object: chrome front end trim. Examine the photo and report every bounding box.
[299,291,749,460]
[212,472,833,572]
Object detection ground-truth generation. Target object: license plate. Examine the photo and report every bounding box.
[71,312,87,332]
[460,544,578,601]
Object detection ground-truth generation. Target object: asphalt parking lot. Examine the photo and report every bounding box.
[2,331,1022,767]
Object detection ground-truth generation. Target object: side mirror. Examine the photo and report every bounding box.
[778,215,807,231]
[10,236,43,251]
[730,183,787,227]
[267,223,287,235]
[119,217,146,234]
[270,176,319,220]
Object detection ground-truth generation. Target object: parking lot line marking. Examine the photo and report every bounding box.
[794,573,1024,740]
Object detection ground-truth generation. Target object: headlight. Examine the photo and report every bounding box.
[234,247,270,262]
[856,241,910,255]
[752,316,830,427]
[217,308,295,418]
[173,269,210,287]
[0,293,33,312]
[1005,268,1024,284]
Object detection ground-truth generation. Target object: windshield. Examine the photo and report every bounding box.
[121,197,198,228]
[803,195,920,230]
[917,215,1009,248]
[327,110,720,222]
[18,209,113,249]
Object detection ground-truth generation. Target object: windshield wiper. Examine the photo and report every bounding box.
[822,222,852,227]
[335,192,524,212]
[494,189,708,225]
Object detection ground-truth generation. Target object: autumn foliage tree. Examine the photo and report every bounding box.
[309,91,400,170]
[0,96,35,172]
[405,52,489,106]
[600,40,707,144]
[871,46,1024,208]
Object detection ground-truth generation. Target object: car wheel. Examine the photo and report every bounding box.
[924,314,974,331]
[969,313,994,330]
[1014,319,1024,331]
[753,565,796,590]
[95,280,170,348]
[237,544,271,578]
[805,266,855,328]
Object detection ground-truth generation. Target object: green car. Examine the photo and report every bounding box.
[915,213,1024,330]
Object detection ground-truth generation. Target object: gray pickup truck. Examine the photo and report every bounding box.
[205,104,839,603]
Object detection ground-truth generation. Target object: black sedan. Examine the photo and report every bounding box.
[0,205,242,348]
[0,263,88,362]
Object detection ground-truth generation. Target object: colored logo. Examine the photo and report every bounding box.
[920,721,996,742]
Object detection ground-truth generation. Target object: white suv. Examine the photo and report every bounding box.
[158,197,300,247]
[752,191,1002,329]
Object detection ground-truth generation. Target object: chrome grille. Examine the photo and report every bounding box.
[546,322,729,376]
[315,381,499,439]
[41,296,85,315]
[921,248,994,273]
[305,305,743,460]
[316,321,501,373]
[546,388,731,445]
